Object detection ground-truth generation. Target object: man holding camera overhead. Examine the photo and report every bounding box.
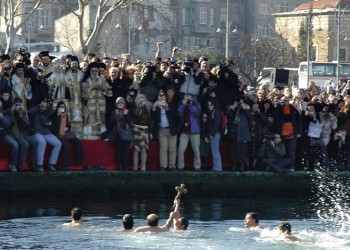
[257,133,291,173]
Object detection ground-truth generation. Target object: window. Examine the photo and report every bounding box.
[279,1,289,12]
[258,2,269,14]
[207,39,214,48]
[38,9,50,27]
[258,25,270,36]
[232,7,240,24]
[194,38,201,47]
[182,7,190,25]
[199,7,207,24]
[210,8,214,26]
[220,7,226,22]
[339,48,347,62]
[172,11,178,27]
[184,37,189,48]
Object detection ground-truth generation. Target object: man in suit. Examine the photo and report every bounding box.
[26,55,47,108]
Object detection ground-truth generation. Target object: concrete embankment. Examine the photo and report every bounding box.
[0,171,343,197]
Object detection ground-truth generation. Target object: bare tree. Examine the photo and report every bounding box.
[58,0,172,56]
[0,0,51,54]
[235,34,296,86]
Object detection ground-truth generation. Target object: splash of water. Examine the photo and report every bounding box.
[311,167,350,233]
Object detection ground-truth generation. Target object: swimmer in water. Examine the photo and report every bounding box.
[63,207,83,227]
[117,214,134,232]
[133,213,174,233]
[244,212,263,229]
[277,222,299,241]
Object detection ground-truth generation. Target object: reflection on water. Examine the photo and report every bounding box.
[0,196,315,221]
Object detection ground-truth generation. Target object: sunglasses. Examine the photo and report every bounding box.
[208,104,213,106]
[202,116,208,119]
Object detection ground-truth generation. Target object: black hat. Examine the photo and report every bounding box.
[13,62,25,69]
[70,56,79,63]
[39,51,55,60]
[86,62,100,73]
[98,62,106,69]
[0,54,10,62]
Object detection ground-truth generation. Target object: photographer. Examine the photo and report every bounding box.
[151,90,179,171]
[179,57,202,102]
[7,97,38,172]
[0,97,19,172]
[215,60,240,109]
[177,93,201,171]
[132,94,152,171]
[257,134,291,173]
[50,101,84,171]
[0,57,12,94]
[28,99,62,172]
[226,96,251,172]
[139,62,165,103]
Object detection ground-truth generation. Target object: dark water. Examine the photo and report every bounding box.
[0,195,316,222]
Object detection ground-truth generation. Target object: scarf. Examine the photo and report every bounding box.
[59,112,67,137]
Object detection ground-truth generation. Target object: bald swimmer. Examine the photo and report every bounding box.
[133,213,174,233]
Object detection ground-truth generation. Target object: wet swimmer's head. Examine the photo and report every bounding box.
[244,212,259,228]
[71,207,83,221]
[122,214,134,230]
[175,217,189,230]
[147,214,159,227]
[278,222,292,235]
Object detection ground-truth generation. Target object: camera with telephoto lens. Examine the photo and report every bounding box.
[217,60,229,77]
[186,100,192,106]
[144,62,156,76]
[17,46,31,65]
[183,56,194,73]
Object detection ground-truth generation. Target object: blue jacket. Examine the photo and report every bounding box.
[178,102,201,134]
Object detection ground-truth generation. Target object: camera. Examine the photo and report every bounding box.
[183,56,194,73]
[59,108,65,113]
[186,100,192,106]
[145,62,156,76]
[217,60,229,77]
[264,133,276,145]
[16,104,23,112]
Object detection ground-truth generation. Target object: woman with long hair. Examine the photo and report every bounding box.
[51,101,83,170]
[206,99,222,171]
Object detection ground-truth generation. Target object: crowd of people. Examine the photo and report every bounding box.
[0,42,350,172]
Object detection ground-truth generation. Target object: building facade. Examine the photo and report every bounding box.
[274,0,350,62]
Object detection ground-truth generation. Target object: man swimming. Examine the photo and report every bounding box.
[133,213,174,233]
[244,212,263,229]
[63,207,83,227]
[277,222,299,241]
[117,214,134,232]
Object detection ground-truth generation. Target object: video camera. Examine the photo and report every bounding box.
[182,56,194,73]
[217,60,229,77]
[17,46,31,66]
